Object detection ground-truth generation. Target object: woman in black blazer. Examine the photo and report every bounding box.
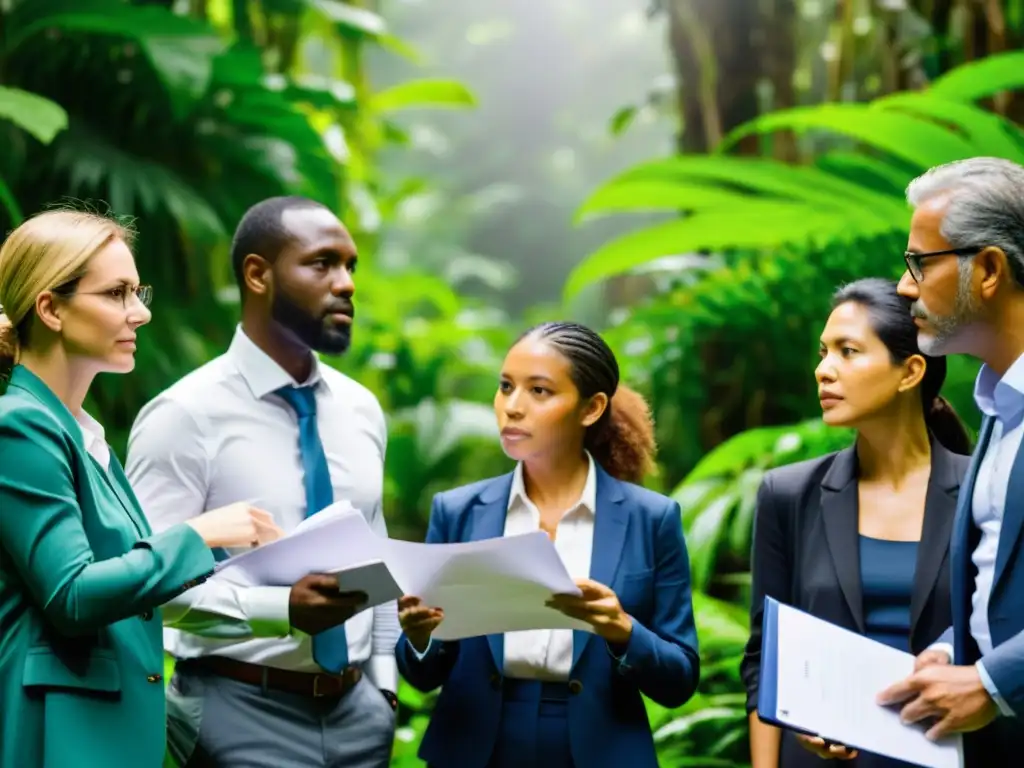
[742,278,973,768]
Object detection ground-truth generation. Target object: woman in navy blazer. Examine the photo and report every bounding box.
[396,321,700,768]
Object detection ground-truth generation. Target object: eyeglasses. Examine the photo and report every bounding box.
[903,247,981,283]
[63,284,154,309]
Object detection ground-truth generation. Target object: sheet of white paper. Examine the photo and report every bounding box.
[328,559,404,608]
[211,503,590,640]
[211,501,385,587]
[386,531,589,640]
[771,603,963,768]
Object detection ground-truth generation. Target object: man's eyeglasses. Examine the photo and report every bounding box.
[58,284,154,309]
[903,247,981,283]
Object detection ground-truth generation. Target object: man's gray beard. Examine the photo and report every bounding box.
[916,262,979,356]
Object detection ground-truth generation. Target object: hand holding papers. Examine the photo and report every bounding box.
[210,501,589,640]
[386,531,590,641]
[758,598,963,768]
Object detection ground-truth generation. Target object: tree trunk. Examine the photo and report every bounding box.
[666,0,763,154]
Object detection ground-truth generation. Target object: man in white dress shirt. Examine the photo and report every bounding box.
[125,196,400,767]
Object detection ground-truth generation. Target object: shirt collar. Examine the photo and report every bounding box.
[507,452,598,515]
[973,352,1024,421]
[228,325,327,400]
[76,409,108,464]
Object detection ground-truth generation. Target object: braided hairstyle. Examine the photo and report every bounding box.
[519,321,656,483]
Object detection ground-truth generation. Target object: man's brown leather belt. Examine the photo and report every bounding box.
[179,656,361,699]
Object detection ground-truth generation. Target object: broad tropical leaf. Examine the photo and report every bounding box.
[5,0,227,119]
[929,50,1024,103]
[721,102,978,169]
[568,62,1024,300]
[0,86,67,144]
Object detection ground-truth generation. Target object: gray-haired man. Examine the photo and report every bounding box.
[878,157,1024,765]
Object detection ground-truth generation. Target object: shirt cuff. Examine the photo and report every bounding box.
[926,642,954,662]
[365,654,398,692]
[238,587,292,637]
[976,661,1015,718]
[410,637,434,661]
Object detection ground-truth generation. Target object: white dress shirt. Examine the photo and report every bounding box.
[124,326,400,691]
[501,453,597,681]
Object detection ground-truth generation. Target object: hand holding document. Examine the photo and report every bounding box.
[210,501,589,639]
[758,598,963,768]
[386,531,590,640]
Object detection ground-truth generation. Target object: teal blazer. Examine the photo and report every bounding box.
[0,366,216,768]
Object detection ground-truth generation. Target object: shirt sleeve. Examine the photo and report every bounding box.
[365,398,399,691]
[126,396,291,636]
[977,660,1015,717]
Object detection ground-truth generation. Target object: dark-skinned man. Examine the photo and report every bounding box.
[877,157,1024,766]
[127,196,399,767]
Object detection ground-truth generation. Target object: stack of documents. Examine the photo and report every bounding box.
[758,597,963,768]
[210,502,590,639]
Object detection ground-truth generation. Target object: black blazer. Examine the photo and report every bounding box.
[741,438,970,768]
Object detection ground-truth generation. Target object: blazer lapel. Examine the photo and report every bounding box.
[820,447,865,632]
[9,368,149,539]
[909,440,961,633]
[104,456,152,539]
[950,418,992,659]
[572,468,627,670]
[471,474,513,673]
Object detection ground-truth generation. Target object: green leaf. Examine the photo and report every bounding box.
[0,86,68,145]
[6,1,227,120]
[575,180,752,222]
[609,105,638,137]
[929,51,1024,103]
[721,103,979,170]
[563,204,898,300]
[813,151,909,196]
[609,155,906,213]
[873,93,1024,163]
[372,79,477,113]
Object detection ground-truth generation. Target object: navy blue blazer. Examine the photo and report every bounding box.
[396,464,700,768]
[941,418,1024,725]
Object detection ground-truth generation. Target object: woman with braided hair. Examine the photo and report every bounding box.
[395,321,700,768]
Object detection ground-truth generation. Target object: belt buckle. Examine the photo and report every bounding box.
[312,674,333,698]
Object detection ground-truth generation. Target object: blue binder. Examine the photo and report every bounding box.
[756,596,821,739]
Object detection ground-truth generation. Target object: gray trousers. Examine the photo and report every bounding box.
[166,668,395,768]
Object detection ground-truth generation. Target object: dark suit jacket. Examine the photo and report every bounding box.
[396,464,701,768]
[939,416,1024,762]
[741,438,969,768]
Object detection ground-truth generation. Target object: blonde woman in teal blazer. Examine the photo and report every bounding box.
[0,210,282,768]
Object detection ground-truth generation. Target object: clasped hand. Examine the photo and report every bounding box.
[397,578,632,652]
[875,649,998,741]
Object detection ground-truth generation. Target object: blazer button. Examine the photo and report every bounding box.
[489,673,502,690]
[141,610,153,621]
[146,674,163,684]
[568,679,583,695]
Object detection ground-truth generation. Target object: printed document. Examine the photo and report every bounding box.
[210,502,588,638]
[766,601,962,768]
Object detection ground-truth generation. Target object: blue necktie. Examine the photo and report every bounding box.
[275,384,349,673]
